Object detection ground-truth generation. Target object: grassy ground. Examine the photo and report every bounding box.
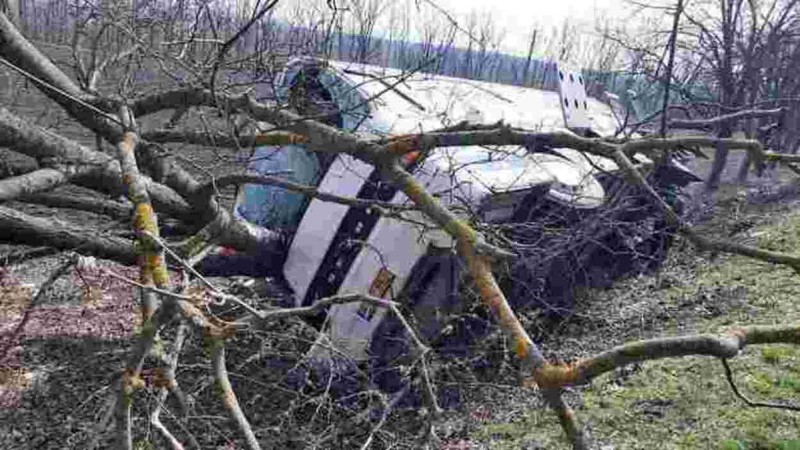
[462,189,800,449]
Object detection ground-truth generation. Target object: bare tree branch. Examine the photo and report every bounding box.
[0,106,193,219]
[0,254,75,362]
[377,160,587,448]
[525,325,800,389]
[0,204,135,263]
[659,0,684,137]
[721,358,800,411]
[668,107,785,130]
[207,0,280,106]
[113,111,175,449]
[133,141,287,259]
[115,128,170,319]
[204,174,416,213]
[17,191,132,220]
[0,101,283,259]
[0,11,123,139]
[209,341,261,450]
[150,322,195,450]
[0,168,78,201]
[141,129,308,149]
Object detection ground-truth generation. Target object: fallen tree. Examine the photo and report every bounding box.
[1,3,800,449]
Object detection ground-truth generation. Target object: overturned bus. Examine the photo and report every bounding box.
[212,57,700,396]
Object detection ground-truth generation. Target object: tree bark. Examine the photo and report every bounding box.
[0,168,73,201]
[704,0,741,190]
[18,191,133,220]
[0,0,20,30]
[0,106,193,220]
[0,204,135,263]
[0,11,123,142]
[706,123,734,190]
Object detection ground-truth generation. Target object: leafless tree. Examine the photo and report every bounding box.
[605,0,800,188]
[0,0,19,27]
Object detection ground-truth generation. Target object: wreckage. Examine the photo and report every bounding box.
[211,57,700,396]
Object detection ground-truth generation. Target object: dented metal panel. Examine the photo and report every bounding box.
[239,57,641,363]
[283,154,374,304]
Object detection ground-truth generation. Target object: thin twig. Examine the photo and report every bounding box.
[721,358,800,411]
[0,57,123,126]
[151,321,192,450]
[254,293,397,322]
[659,0,683,138]
[200,174,416,214]
[101,268,203,303]
[210,341,261,450]
[208,0,280,106]
[387,304,441,416]
[0,254,75,361]
[139,230,263,318]
[357,392,390,450]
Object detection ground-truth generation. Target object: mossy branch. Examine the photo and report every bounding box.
[526,325,800,389]
[378,160,587,449]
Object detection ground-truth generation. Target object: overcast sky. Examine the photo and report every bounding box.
[436,0,621,27]
[425,0,626,54]
[273,0,639,60]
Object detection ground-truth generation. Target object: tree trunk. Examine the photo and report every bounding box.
[706,0,738,191]
[521,29,537,87]
[0,0,20,30]
[736,114,757,183]
[0,204,135,264]
[706,123,734,190]
[736,147,751,183]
